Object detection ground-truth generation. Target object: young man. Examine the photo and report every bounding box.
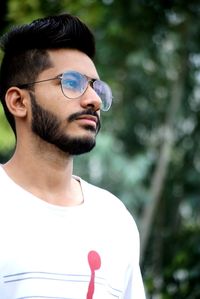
[0,14,146,298]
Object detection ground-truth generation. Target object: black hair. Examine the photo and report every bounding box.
[0,13,96,134]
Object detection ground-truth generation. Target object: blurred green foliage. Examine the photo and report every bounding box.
[0,102,15,155]
[0,0,200,298]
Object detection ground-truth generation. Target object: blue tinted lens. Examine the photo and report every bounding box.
[61,71,112,111]
[61,71,87,98]
[93,80,112,111]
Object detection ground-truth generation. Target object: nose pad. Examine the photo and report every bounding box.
[80,85,102,111]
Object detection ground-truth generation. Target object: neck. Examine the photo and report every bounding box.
[3,140,83,207]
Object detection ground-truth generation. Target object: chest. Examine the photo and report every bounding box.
[0,205,129,299]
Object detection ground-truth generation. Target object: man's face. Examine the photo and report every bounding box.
[29,49,102,155]
[30,91,101,155]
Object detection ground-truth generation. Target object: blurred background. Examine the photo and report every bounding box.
[1,0,200,298]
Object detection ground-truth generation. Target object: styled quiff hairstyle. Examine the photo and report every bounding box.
[0,13,95,135]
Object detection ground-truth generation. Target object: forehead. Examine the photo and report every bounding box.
[40,49,99,79]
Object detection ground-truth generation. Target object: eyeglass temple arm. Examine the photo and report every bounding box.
[16,75,61,88]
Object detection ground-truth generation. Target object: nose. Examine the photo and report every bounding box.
[80,85,102,111]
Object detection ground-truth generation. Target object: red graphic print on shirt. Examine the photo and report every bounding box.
[87,250,101,299]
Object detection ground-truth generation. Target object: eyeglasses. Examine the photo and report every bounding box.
[17,70,113,111]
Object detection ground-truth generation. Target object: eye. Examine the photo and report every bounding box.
[63,78,79,90]
[61,71,88,95]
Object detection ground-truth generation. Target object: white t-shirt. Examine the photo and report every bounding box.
[0,166,146,299]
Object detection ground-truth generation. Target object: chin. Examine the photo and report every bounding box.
[54,134,97,156]
[72,127,97,140]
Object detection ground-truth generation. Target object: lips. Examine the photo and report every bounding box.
[68,109,101,133]
[76,115,97,124]
[75,115,99,133]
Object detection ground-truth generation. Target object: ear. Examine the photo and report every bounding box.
[5,87,29,118]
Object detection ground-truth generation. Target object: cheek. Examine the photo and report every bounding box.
[35,83,61,108]
[34,86,83,122]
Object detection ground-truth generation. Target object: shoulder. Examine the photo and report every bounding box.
[79,177,141,259]
[80,176,127,208]
[79,176,139,235]
[0,164,6,177]
[0,165,10,187]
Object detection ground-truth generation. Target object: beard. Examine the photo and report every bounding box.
[30,92,101,155]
